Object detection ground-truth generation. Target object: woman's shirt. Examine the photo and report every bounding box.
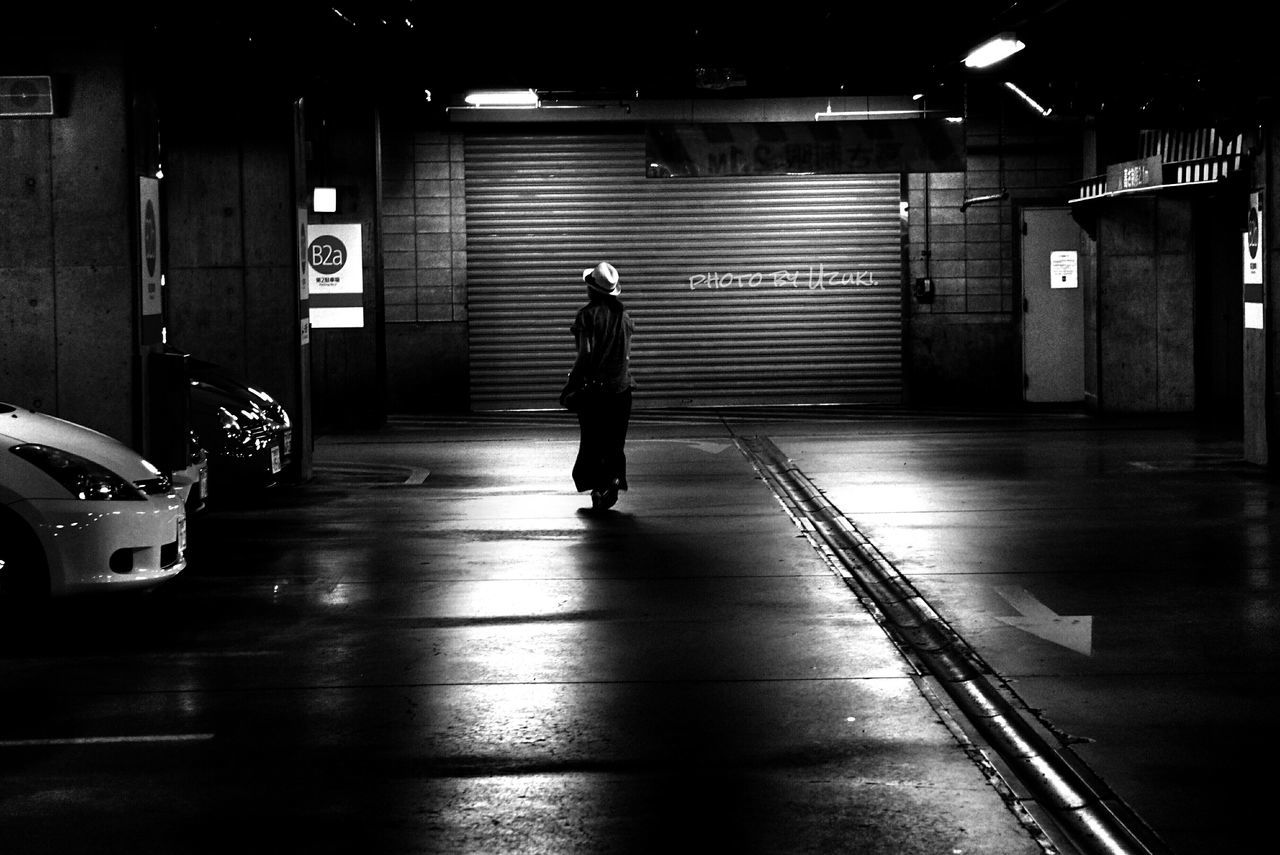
[570,295,635,394]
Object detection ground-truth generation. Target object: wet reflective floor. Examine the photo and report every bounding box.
[1,407,1275,854]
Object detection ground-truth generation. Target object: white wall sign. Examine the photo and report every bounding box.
[1244,193,1263,286]
[138,177,162,317]
[1244,192,1263,329]
[1245,302,1264,330]
[306,223,364,328]
[1050,250,1078,289]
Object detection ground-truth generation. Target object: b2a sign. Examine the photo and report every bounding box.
[306,223,363,328]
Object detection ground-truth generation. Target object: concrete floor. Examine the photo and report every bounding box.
[0,407,1274,854]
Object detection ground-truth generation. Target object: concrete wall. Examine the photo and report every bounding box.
[1092,198,1196,412]
[906,89,1080,407]
[305,104,383,431]
[1248,116,1280,463]
[380,121,469,413]
[0,50,136,444]
[161,96,303,434]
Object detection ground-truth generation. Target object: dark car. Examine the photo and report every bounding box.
[172,427,209,514]
[186,357,294,496]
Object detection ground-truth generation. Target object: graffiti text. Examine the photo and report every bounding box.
[689,265,879,291]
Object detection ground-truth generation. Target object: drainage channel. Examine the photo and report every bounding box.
[735,435,1167,855]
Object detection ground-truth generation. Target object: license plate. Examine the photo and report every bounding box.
[199,467,209,498]
[270,446,282,474]
[177,516,187,553]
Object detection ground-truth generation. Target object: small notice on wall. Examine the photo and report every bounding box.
[306,223,363,328]
[1050,250,1078,289]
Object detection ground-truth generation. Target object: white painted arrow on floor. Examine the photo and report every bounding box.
[643,439,733,454]
[993,586,1093,656]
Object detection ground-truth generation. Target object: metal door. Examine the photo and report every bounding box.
[465,133,904,410]
[1022,208,1084,403]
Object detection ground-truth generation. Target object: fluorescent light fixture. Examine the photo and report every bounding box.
[815,107,928,121]
[463,89,539,108]
[1004,81,1052,116]
[964,33,1025,68]
[961,190,1009,211]
[313,187,337,213]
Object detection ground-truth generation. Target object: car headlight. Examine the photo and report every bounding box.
[249,387,291,429]
[217,408,252,444]
[10,444,147,501]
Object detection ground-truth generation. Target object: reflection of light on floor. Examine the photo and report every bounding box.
[1243,599,1277,629]
[415,684,604,845]
[1246,515,1272,590]
[1242,495,1277,633]
[826,481,939,515]
[458,578,581,621]
[461,492,583,516]
[321,583,355,607]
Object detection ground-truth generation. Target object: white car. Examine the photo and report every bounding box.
[0,403,187,599]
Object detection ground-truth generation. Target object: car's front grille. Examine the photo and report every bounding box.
[136,475,173,495]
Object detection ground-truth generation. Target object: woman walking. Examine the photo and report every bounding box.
[565,261,636,510]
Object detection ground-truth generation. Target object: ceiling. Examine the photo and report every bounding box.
[11,1,1274,126]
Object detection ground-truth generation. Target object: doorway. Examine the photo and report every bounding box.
[1021,208,1085,403]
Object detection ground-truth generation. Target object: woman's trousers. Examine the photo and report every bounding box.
[573,390,632,494]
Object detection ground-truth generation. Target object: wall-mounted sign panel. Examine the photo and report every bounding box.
[1244,192,1263,285]
[646,120,964,177]
[306,223,363,328]
[138,176,163,344]
[1244,191,1263,329]
[1105,156,1163,193]
[0,75,54,117]
[138,177,162,317]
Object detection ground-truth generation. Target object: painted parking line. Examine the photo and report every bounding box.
[312,462,430,484]
[0,733,215,747]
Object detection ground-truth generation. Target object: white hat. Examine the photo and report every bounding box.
[583,261,620,296]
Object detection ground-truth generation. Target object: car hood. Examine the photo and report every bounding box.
[189,381,284,430]
[0,404,160,481]
[187,358,290,428]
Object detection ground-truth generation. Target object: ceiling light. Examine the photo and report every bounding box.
[961,190,1009,211]
[463,89,539,108]
[964,33,1025,69]
[1004,81,1052,116]
[815,105,929,121]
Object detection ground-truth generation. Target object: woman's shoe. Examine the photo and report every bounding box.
[590,489,604,510]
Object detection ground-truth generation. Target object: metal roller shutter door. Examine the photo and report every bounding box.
[465,133,904,410]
